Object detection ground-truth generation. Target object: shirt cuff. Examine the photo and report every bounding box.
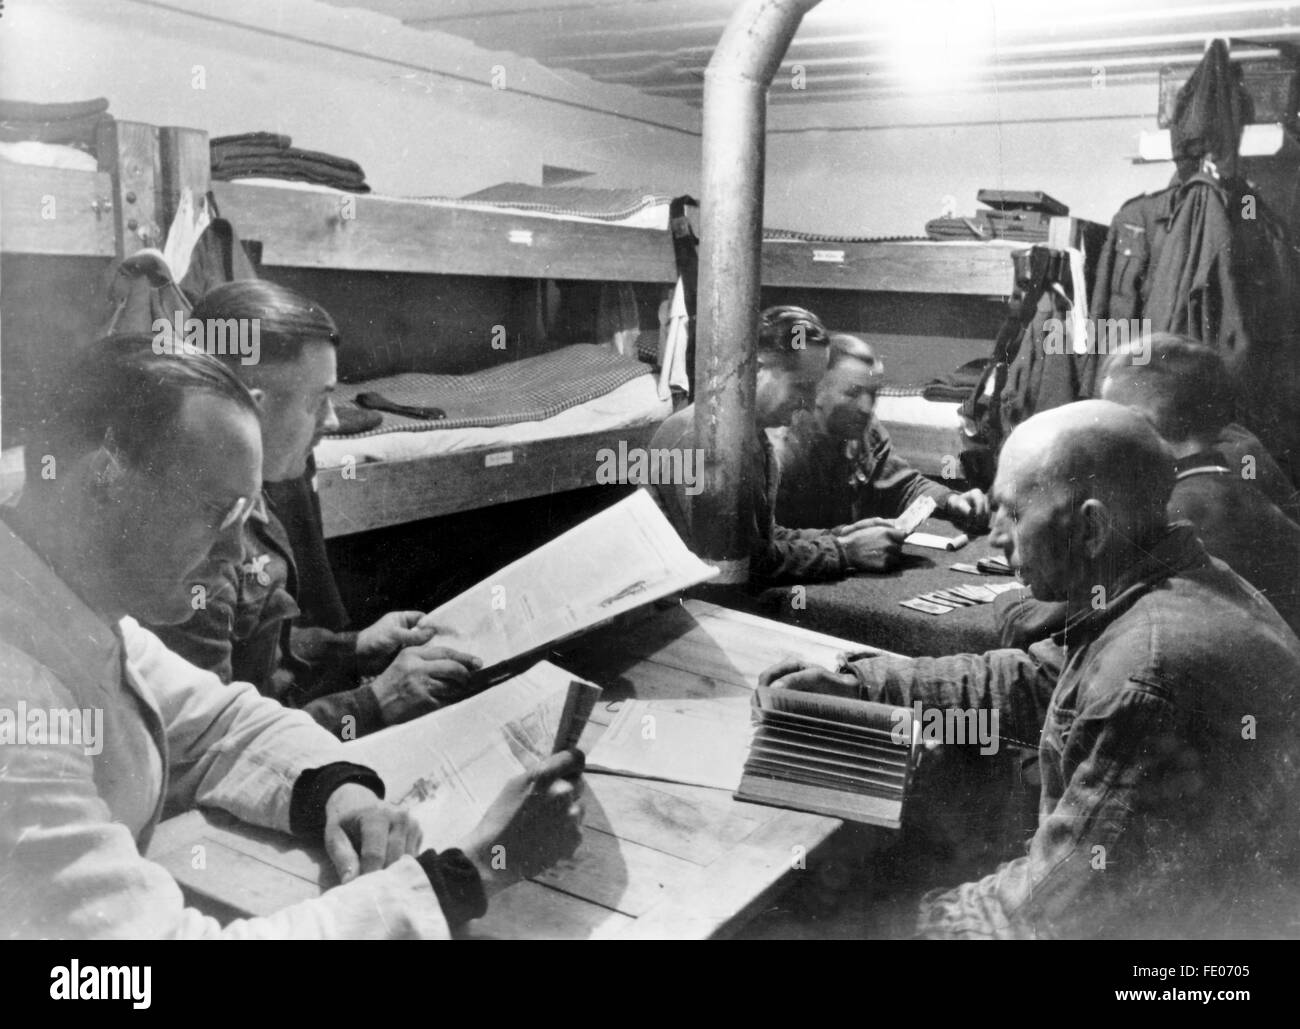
[289,761,386,841]
[417,848,489,926]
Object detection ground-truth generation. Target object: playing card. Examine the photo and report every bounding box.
[926,590,977,607]
[894,494,938,536]
[950,584,997,603]
[901,597,953,615]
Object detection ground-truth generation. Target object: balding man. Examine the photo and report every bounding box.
[761,400,1300,938]
[770,333,988,535]
[996,336,1300,644]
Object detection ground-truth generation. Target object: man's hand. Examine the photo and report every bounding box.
[369,640,483,725]
[356,610,436,668]
[945,489,990,532]
[839,525,906,572]
[831,517,896,537]
[457,750,585,897]
[324,782,422,884]
[759,659,860,698]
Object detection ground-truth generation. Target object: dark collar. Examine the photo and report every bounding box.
[1173,449,1231,478]
[1058,523,1210,641]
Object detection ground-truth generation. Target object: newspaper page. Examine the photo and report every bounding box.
[342,660,599,851]
[587,695,755,791]
[419,489,718,669]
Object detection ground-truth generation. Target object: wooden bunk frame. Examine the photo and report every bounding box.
[1,120,1096,537]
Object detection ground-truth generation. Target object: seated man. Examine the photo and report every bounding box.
[149,281,478,739]
[761,400,1300,938]
[770,333,988,534]
[1217,422,1300,524]
[649,307,906,585]
[996,334,1300,644]
[0,339,583,938]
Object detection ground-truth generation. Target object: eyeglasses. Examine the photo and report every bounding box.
[208,494,257,533]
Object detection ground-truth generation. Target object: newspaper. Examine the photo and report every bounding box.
[419,489,719,670]
[587,695,755,791]
[342,660,599,850]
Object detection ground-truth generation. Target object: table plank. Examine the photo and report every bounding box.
[617,808,843,940]
[579,773,765,867]
[531,826,695,917]
[462,881,631,940]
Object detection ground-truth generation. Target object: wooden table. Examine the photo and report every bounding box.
[148,599,888,939]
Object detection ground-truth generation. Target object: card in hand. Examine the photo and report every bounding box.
[894,495,938,536]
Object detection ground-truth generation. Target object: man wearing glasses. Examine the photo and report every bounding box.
[147,281,481,738]
[0,340,583,938]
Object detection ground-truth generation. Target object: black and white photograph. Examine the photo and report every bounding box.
[0,0,1297,966]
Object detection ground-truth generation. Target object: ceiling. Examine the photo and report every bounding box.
[322,0,1300,106]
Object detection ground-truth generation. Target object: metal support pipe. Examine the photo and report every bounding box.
[693,0,823,582]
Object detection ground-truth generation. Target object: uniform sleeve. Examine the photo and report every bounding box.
[991,588,1068,648]
[858,422,954,520]
[0,637,450,940]
[274,625,382,739]
[845,647,1056,750]
[752,526,849,585]
[915,685,1179,939]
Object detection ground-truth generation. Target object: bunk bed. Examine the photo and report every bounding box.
[1,119,1098,535]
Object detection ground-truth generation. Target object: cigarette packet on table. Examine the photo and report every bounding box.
[904,531,969,551]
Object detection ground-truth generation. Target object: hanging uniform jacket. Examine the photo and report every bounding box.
[1090,172,1300,483]
[959,246,1093,487]
[98,193,258,337]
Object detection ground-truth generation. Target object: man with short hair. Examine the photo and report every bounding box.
[996,334,1300,644]
[761,400,1300,938]
[770,332,988,535]
[149,280,480,738]
[648,307,906,584]
[0,339,584,938]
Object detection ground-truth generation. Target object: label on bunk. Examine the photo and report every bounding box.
[485,450,515,468]
[508,229,534,246]
[812,249,845,264]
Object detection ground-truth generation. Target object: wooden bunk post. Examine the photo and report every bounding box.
[159,126,211,234]
[693,0,823,583]
[94,120,162,257]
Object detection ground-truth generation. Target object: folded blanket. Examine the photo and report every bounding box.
[0,97,109,121]
[330,344,651,437]
[212,144,365,177]
[210,131,292,149]
[922,358,990,402]
[210,132,370,192]
[459,182,675,221]
[763,227,929,243]
[212,158,370,192]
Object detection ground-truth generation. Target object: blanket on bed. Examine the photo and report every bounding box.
[330,343,651,437]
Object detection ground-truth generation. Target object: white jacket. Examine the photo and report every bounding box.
[0,517,449,939]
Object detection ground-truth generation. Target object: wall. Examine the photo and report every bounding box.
[0,0,702,198]
[765,79,1178,238]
